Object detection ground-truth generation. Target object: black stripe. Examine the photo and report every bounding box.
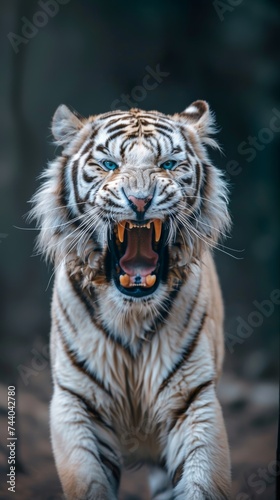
[85,179,103,202]
[105,123,127,134]
[157,192,176,207]
[102,186,121,201]
[71,136,101,208]
[138,136,155,152]
[173,145,183,154]
[79,137,95,156]
[127,140,137,153]
[123,137,136,151]
[158,180,172,197]
[193,482,208,496]
[154,123,174,134]
[82,169,99,183]
[55,314,112,397]
[168,379,213,432]
[79,445,99,461]
[200,162,211,216]
[183,273,202,328]
[104,131,123,146]
[99,453,121,486]
[82,172,95,183]
[95,144,109,154]
[172,461,184,487]
[195,161,202,195]
[157,311,207,395]
[96,437,118,460]
[120,140,128,159]
[186,379,213,410]
[124,365,137,425]
[56,292,78,335]
[185,444,205,462]
[72,159,84,210]
[123,132,139,141]
[156,129,175,148]
[57,382,114,431]
[58,156,82,227]
[179,128,195,157]
[193,481,230,499]
[144,283,182,341]
[68,271,135,357]
[186,162,201,207]
[99,197,123,209]
[155,137,162,159]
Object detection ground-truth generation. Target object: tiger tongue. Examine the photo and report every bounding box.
[119,227,158,276]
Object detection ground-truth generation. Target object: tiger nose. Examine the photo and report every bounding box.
[127,195,153,213]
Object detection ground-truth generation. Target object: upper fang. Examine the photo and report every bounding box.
[153,219,162,242]
[117,221,126,242]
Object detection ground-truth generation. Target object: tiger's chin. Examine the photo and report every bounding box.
[106,219,169,298]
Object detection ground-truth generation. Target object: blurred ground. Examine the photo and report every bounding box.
[0,367,278,500]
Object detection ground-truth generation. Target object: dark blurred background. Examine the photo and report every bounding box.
[0,0,279,499]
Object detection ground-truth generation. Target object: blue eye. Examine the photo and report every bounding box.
[103,160,118,171]
[160,160,177,170]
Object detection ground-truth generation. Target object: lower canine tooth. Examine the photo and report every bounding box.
[153,219,162,242]
[120,274,130,287]
[146,274,156,287]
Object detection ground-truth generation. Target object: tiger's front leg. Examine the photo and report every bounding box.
[165,383,231,500]
[50,383,120,500]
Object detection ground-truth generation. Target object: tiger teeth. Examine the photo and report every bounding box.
[119,274,130,287]
[117,221,126,242]
[127,222,151,229]
[119,274,156,288]
[117,220,159,235]
[153,219,162,242]
[146,274,156,287]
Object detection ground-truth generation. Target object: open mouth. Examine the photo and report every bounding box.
[107,219,168,297]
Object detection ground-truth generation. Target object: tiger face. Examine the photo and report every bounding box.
[32,101,230,300]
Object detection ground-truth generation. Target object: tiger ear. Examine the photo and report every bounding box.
[52,104,83,144]
[180,100,219,149]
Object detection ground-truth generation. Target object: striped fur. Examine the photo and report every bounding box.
[31,101,231,499]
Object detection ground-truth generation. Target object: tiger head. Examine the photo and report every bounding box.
[32,101,230,301]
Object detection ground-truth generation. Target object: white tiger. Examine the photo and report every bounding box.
[31,100,231,499]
